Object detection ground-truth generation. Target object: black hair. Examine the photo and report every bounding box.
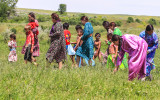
[81,16,88,22]
[10,34,16,40]
[146,24,154,31]
[102,21,109,32]
[75,25,82,30]
[63,23,69,30]
[112,35,122,51]
[95,33,101,37]
[29,12,35,19]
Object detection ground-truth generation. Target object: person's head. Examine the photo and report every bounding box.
[24,25,31,33]
[75,25,82,31]
[75,25,83,36]
[95,33,101,40]
[107,33,113,41]
[10,34,16,41]
[63,23,69,30]
[81,16,89,25]
[28,12,35,22]
[51,13,61,23]
[146,24,154,35]
[109,22,116,30]
[112,35,122,51]
[102,21,109,32]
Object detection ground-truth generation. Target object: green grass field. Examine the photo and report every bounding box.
[1,8,160,99]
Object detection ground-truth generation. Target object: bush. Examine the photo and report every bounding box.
[135,18,141,23]
[10,28,17,34]
[37,15,50,22]
[1,29,12,43]
[127,17,134,23]
[115,21,122,26]
[148,18,157,25]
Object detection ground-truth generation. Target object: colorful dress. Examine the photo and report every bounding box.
[117,34,148,80]
[8,40,17,62]
[22,21,40,57]
[139,31,158,76]
[76,22,94,61]
[46,22,66,63]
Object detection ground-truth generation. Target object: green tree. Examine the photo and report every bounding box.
[58,4,66,14]
[127,17,134,23]
[0,0,18,22]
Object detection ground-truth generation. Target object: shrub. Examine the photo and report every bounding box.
[148,18,157,25]
[135,18,141,23]
[127,17,134,23]
[10,28,17,34]
[1,29,12,43]
[115,21,122,26]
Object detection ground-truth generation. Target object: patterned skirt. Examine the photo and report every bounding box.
[46,37,66,63]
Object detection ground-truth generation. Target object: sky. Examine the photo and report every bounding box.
[17,0,160,16]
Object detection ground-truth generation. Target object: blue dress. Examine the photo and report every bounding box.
[139,31,158,76]
[76,22,94,61]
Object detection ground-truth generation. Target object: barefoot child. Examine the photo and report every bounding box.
[71,25,84,67]
[24,25,37,66]
[8,34,17,62]
[63,23,76,67]
[93,33,102,62]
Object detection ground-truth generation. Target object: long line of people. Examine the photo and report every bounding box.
[7,13,158,81]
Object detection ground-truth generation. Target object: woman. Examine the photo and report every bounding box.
[139,24,158,80]
[76,16,95,66]
[113,34,148,81]
[22,12,40,59]
[46,13,66,69]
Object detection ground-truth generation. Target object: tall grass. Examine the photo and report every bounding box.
[0,21,160,99]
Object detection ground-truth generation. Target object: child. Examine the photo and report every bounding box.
[71,25,84,67]
[8,34,17,62]
[93,33,101,62]
[24,25,37,66]
[101,33,112,64]
[63,23,76,67]
[109,22,122,36]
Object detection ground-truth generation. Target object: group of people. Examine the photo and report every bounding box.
[7,12,158,81]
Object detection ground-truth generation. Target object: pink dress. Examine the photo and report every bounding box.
[8,40,17,62]
[117,34,148,80]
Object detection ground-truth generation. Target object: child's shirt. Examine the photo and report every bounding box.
[26,31,34,51]
[64,30,71,45]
